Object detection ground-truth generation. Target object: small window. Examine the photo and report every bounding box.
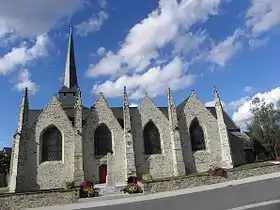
[41,126,62,162]
[94,124,112,156]
[189,118,206,152]
[143,121,162,155]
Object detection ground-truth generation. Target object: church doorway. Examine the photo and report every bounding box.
[99,164,107,184]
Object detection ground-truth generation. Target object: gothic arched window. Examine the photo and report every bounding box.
[41,126,62,162]
[94,124,112,156]
[189,118,206,152]
[143,121,162,155]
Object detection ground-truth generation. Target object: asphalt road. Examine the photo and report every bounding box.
[248,203,280,210]
[80,176,280,210]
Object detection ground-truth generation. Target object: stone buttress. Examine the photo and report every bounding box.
[167,88,186,176]
[8,88,29,192]
[123,87,137,178]
[214,87,233,168]
[73,88,85,184]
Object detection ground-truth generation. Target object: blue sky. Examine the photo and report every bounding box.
[0,0,280,148]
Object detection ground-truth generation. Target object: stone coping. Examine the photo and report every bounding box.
[143,162,276,183]
[143,162,280,193]
[0,187,79,197]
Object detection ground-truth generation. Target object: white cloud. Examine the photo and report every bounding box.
[87,0,224,99]
[130,103,138,107]
[232,87,280,128]
[75,11,108,36]
[13,69,39,95]
[0,34,49,75]
[87,0,222,78]
[246,0,280,36]
[206,29,243,67]
[227,97,250,111]
[0,0,87,39]
[204,100,226,108]
[172,30,207,56]
[92,57,196,100]
[97,47,106,56]
[244,86,253,92]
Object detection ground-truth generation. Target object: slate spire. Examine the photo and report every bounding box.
[63,25,78,89]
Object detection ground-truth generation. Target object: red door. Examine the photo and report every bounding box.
[99,164,107,184]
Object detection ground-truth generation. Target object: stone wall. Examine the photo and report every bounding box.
[0,188,79,210]
[143,164,280,193]
[178,95,223,173]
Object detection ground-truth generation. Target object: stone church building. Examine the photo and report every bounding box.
[8,27,251,192]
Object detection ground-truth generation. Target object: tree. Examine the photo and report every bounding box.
[0,152,10,174]
[249,97,280,160]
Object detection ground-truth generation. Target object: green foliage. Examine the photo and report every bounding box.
[0,153,10,174]
[0,187,8,194]
[248,97,280,160]
[142,173,153,182]
[80,186,99,198]
[64,181,74,190]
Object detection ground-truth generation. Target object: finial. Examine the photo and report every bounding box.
[213,85,217,93]
[124,86,127,94]
[76,88,81,98]
[190,89,195,95]
[144,91,148,97]
[24,87,28,95]
[168,87,172,98]
[213,86,219,98]
[99,92,104,97]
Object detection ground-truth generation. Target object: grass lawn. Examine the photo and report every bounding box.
[0,187,8,194]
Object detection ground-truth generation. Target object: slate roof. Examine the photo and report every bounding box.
[1,147,12,157]
[27,105,239,131]
[229,131,252,149]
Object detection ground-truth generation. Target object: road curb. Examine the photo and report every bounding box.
[27,171,280,210]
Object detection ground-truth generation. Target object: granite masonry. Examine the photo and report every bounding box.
[143,163,280,193]
[8,26,252,193]
[0,188,79,210]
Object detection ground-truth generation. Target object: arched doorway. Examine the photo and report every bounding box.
[99,164,107,184]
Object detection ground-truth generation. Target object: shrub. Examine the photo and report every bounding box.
[64,181,74,190]
[79,181,98,198]
[80,181,93,188]
[121,183,143,194]
[142,173,153,182]
[276,156,280,161]
[210,167,228,178]
[81,186,99,198]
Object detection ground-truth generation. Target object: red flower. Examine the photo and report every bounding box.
[80,181,93,187]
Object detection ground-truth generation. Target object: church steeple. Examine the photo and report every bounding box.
[58,26,80,107]
[63,26,78,89]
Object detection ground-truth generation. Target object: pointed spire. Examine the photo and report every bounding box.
[168,87,175,108]
[75,88,82,108]
[21,87,29,111]
[18,87,29,132]
[123,86,129,107]
[213,86,223,108]
[63,25,78,89]
[213,86,219,98]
